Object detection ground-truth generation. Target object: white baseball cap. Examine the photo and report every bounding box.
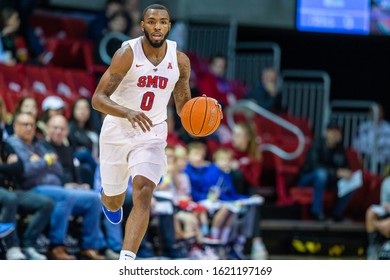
[42,96,65,111]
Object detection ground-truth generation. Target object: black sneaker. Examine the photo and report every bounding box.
[310,212,326,222]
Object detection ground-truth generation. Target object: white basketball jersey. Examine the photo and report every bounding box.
[109,36,180,126]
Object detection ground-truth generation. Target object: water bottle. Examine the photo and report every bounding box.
[208,186,220,201]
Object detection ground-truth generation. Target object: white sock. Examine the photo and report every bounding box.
[119,250,136,260]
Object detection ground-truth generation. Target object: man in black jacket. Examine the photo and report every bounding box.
[0,128,54,259]
[297,121,354,221]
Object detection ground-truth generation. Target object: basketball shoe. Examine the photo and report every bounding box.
[100,189,123,224]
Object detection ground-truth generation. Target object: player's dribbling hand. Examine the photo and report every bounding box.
[126,110,153,132]
[202,94,223,119]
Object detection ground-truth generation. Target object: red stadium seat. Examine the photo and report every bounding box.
[0,83,21,113]
[60,17,87,39]
[0,64,28,94]
[30,11,88,40]
[289,187,336,220]
[47,66,80,105]
[25,65,54,96]
[30,12,63,39]
[82,41,108,74]
[45,38,88,69]
[65,69,96,99]
[345,148,364,171]
[0,64,30,112]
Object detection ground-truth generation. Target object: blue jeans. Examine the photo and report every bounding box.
[0,188,54,248]
[75,149,97,187]
[298,168,328,215]
[332,191,354,220]
[298,168,354,218]
[74,148,97,173]
[33,185,101,249]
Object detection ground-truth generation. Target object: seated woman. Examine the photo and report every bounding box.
[68,98,99,186]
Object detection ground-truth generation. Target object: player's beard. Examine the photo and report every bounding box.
[144,29,170,48]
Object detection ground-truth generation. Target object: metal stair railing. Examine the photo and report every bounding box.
[226,100,306,161]
[185,15,237,79]
[281,70,331,141]
[330,99,380,174]
[234,41,281,90]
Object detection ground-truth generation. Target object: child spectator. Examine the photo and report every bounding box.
[158,145,218,259]
[205,148,267,260]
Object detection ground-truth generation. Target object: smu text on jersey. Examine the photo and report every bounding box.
[137,75,168,89]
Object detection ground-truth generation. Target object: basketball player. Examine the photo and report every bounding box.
[92,4,220,260]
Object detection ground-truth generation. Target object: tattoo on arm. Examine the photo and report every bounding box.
[103,73,123,96]
[174,54,191,103]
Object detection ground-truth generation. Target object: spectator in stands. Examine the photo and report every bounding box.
[0,6,50,66]
[7,112,105,260]
[44,115,89,190]
[222,122,263,195]
[197,54,247,108]
[0,7,25,65]
[90,0,125,40]
[184,142,211,200]
[297,120,356,221]
[37,95,66,140]
[206,148,267,260]
[14,0,53,65]
[365,175,390,259]
[95,10,131,66]
[43,114,110,259]
[124,0,143,38]
[185,143,267,259]
[353,104,390,165]
[14,96,38,118]
[7,96,38,136]
[68,98,99,187]
[247,68,283,113]
[0,128,54,260]
[158,145,218,259]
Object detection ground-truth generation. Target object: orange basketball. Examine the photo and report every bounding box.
[180,96,222,137]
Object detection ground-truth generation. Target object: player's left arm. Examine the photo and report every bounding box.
[173,51,192,116]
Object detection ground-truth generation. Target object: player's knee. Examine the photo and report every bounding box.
[133,181,155,209]
[139,184,154,203]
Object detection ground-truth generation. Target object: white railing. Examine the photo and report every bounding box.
[226,100,306,161]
